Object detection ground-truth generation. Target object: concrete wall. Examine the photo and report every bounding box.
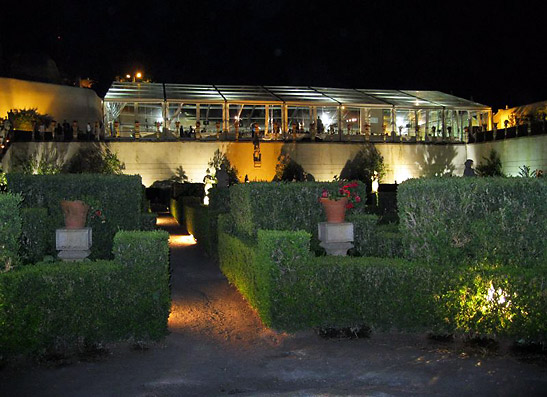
[0,77,102,126]
[467,136,547,176]
[3,135,546,186]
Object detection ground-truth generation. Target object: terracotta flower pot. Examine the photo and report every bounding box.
[60,200,90,229]
[320,197,348,223]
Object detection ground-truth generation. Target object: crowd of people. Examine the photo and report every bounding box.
[0,118,105,143]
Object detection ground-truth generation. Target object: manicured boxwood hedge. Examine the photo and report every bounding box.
[170,187,230,257]
[219,226,547,341]
[140,212,157,231]
[0,193,22,270]
[0,230,170,358]
[183,200,211,253]
[170,197,185,226]
[349,213,403,258]
[229,182,367,250]
[6,173,144,259]
[20,207,52,264]
[398,177,547,267]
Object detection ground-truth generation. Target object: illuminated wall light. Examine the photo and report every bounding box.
[155,216,179,227]
[169,234,197,246]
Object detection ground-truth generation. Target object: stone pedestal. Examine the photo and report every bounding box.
[56,228,92,261]
[318,222,354,256]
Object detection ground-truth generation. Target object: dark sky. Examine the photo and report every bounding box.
[1,0,546,111]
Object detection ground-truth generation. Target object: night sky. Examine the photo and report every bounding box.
[1,0,546,111]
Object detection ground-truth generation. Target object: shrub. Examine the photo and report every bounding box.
[170,197,184,226]
[6,173,143,259]
[398,177,547,267]
[219,227,546,340]
[172,182,205,200]
[206,186,231,257]
[273,154,310,181]
[229,182,367,248]
[140,212,157,231]
[476,149,504,177]
[112,230,169,269]
[0,230,170,357]
[0,193,22,271]
[183,199,211,254]
[348,213,379,256]
[339,143,386,190]
[219,223,259,311]
[208,149,239,185]
[20,208,52,264]
[336,214,404,258]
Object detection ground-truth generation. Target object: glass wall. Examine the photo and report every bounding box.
[317,106,339,136]
[228,105,265,137]
[116,102,163,137]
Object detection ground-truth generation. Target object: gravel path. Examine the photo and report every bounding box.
[1,214,545,396]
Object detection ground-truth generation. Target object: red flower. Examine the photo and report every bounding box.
[95,210,102,217]
[346,202,354,209]
[355,195,361,202]
[321,189,329,198]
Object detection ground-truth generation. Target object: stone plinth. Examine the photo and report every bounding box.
[318,222,354,256]
[56,228,92,261]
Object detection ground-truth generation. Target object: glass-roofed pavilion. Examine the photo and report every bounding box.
[103,82,491,143]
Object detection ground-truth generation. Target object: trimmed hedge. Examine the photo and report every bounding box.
[0,230,170,357]
[170,197,185,226]
[229,182,367,249]
[0,193,22,270]
[172,182,205,200]
[140,212,157,231]
[398,177,547,267]
[219,227,546,340]
[20,208,52,264]
[170,187,230,257]
[183,199,211,254]
[349,213,403,258]
[6,173,144,259]
[206,187,231,257]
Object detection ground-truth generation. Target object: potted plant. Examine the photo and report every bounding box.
[319,181,362,223]
[60,196,105,229]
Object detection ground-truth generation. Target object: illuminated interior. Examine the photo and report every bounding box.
[104,83,492,142]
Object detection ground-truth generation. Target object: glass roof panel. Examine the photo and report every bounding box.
[401,91,489,109]
[104,82,164,101]
[358,89,437,108]
[215,85,281,102]
[265,86,338,104]
[165,84,224,102]
[312,87,387,105]
[104,83,489,110]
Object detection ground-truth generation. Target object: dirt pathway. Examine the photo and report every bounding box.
[1,214,546,396]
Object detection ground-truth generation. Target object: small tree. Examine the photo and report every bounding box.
[273,153,308,181]
[339,143,386,189]
[208,149,239,185]
[7,108,52,131]
[62,146,125,174]
[476,149,504,177]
